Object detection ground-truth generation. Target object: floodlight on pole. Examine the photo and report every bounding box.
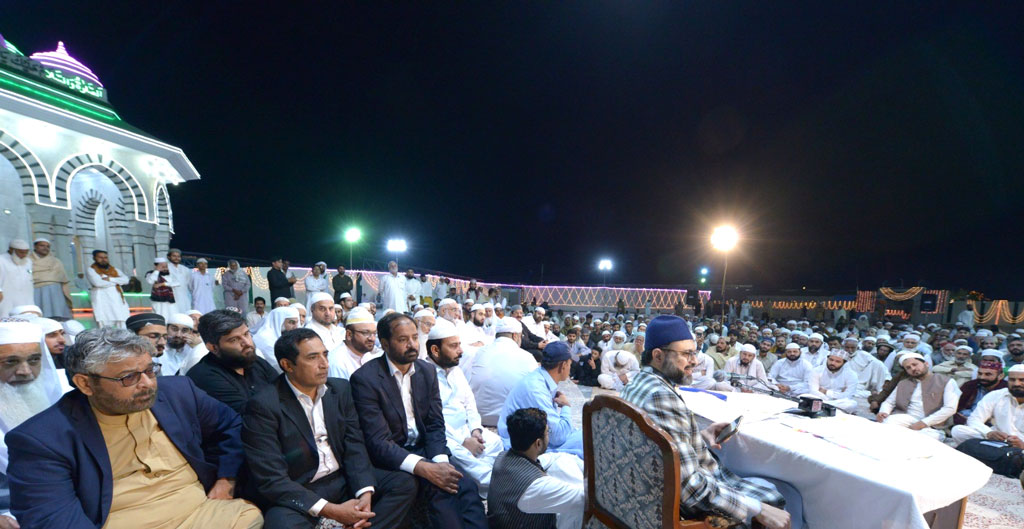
[710,225,739,322]
[386,238,407,266]
[597,258,613,287]
[700,267,709,276]
[343,227,362,269]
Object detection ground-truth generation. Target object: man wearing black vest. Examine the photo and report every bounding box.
[488,408,584,529]
[242,328,415,527]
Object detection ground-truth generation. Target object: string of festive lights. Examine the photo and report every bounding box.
[879,287,924,301]
[884,309,911,319]
[920,290,948,315]
[856,290,877,312]
[996,300,1024,325]
[968,300,999,324]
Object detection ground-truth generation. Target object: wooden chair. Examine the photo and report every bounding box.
[583,394,754,529]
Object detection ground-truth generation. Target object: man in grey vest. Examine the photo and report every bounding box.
[487,408,584,529]
[877,352,961,441]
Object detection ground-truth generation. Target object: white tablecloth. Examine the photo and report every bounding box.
[681,391,992,529]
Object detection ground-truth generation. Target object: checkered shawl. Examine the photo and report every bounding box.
[621,367,784,521]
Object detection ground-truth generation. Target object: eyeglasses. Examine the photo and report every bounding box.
[352,329,377,338]
[659,347,697,360]
[90,364,160,387]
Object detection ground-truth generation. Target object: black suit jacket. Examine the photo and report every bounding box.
[348,356,448,471]
[242,376,376,513]
[267,268,291,301]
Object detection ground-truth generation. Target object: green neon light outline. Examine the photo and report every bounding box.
[0,76,119,121]
[5,42,24,56]
[0,68,119,117]
[71,291,150,298]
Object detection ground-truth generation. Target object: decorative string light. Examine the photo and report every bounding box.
[920,290,948,315]
[885,309,911,319]
[879,287,924,301]
[856,290,877,312]
[996,300,1024,325]
[968,300,999,325]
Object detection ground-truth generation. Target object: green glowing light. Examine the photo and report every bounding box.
[71,291,150,298]
[0,69,120,121]
[344,227,362,243]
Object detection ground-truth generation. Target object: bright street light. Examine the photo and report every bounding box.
[710,225,739,252]
[700,267,709,276]
[343,227,362,269]
[710,225,739,321]
[386,239,407,253]
[598,259,613,271]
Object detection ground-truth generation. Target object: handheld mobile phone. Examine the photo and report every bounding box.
[715,415,743,444]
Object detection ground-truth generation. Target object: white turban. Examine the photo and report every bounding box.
[899,352,926,366]
[438,298,458,308]
[0,321,42,344]
[414,309,434,320]
[33,318,63,335]
[169,313,195,329]
[1008,364,1024,374]
[307,292,333,306]
[8,239,29,250]
[740,343,756,354]
[496,317,522,334]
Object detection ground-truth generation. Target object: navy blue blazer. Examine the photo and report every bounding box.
[6,376,243,529]
[348,356,448,471]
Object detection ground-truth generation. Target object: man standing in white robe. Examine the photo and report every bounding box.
[404,269,420,313]
[377,261,407,314]
[166,249,192,314]
[425,320,503,498]
[29,238,72,319]
[86,250,129,328]
[188,258,216,314]
[769,343,813,396]
[302,261,329,303]
[807,350,860,413]
[0,240,34,318]
[145,258,177,320]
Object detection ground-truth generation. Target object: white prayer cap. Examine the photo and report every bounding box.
[694,326,707,333]
[953,338,968,345]
[955,345,973,354]
[1016,328,1024,334]
[32,237,50,244]
[274,297,290,305]
[186,310,202,316]
[34,317,63,335]
[11,305,42,318]
[542,321,551,328]
[842,336,858,344]
[927,323,939,329]
[427,319,458,340]
[496,317,522,334]
[8,239,29,250]
[791,331,806,338]
[828,350,850,361]
[979,348,1002,360]
[154,257,168,263]
[904,332,921,341]
[1008,364,1024,374]
[534,307,545,314]
[995,333,1007,340]
[357,302,371,309]
[471,304,485,313]
[339,293,352,300]
[481,302,494,310]
[862,336,876,342]
[779,328,791,334]
[62,319,85,336]
[0,321,42,344]
[976,329,993,337]
[884,322,893,327]
[196,258,208,264]
[785,342,800,350]
[463,298,474,305]
[898,351,926,366]
[307,292,333,306]
[638,322,647,328]
[168,313,194,329]
[740,343,756,354]
[1010,334,1022,340]
[786,320,797,325]
[708,334,720,344]
[345,308,376,326]
[602,330,611,336]
[613,330,626,339]
[414,309,434,320]
[438,298,458,308]
[809,333,824,341]
[315,261,327,267]
[593,319,602,324]
[333,304,343,310]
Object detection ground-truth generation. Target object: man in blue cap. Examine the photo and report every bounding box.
[497,341,583,458]
[621,315,794,529]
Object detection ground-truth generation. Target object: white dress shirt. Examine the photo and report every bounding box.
[428,359,483,443]
[469,337,539,426]
[518,453,585,529]
[965,388,1024,438]
[327,341,382,380]
[768,356,813,396]
[879,377,960,426]
[385,356,449,474]
[285,377,374,515]
[723,356,770,384]
[304,274,329,299]
[308,320,345,351]
[808,364,859,400]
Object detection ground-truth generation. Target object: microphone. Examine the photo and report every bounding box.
[727,372,757,380]
[712,370,728,382]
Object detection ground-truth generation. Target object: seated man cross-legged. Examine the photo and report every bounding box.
[242,328,415,528]
[620,315,794,529]
[6,327,262,529]
[877,352,960,441]
[951,364,1024,447]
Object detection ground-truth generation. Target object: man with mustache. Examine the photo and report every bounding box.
[951,359,1007,426]
[187,309,278,414]
[5,327,262,528]
[85,250,130,328]
[951,364,1024,447]
[621,316,792,529]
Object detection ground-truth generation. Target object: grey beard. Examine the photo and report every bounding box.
[0,379,51,428]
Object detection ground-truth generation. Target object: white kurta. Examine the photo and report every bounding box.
[723,356,770,385]
[951,388,1024,444]
[802,347,827,367]
[598,351,640,390]
[0,253,33,317]
[469,337,539,426]
[167,262,192,314]
[303,274,329,302]
[189,270,216,314]
[880,378,961,440]
[327,342,382,380]
[461,323,491,347]
[768,357,813,396]
[420,280,433,300]
[308,320,344,352]
[846,351,890,397]
[145,270,178,320]
[405,277,420,307]
[378,273,407,313]
[433,281,448,302]
[430,360,503,497]
[86,266,129,325]
[807,364,860,413]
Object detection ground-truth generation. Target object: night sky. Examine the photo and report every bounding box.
[6,3,1024,296]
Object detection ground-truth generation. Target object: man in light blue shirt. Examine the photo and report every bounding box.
[498,342,583,458]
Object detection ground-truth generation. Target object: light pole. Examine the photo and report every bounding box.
[386,238,407,267]
[710,226,738,322]
[344,227,362,270]
[598,258,613,286]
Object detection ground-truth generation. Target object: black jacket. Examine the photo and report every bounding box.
[241,376,376,513]
[267,268,291,301]
[186,352,278,414]
[348,356,448,471]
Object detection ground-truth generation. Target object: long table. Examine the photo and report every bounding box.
[680,391,992,529]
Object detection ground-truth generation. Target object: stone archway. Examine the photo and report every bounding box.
[0,129,49,206]
[52,153,150,222]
